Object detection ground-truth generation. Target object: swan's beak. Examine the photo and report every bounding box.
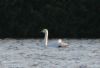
[41,29,44,33]
[41,30,43,33]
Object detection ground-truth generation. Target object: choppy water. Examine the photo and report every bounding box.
[0,39,100,68]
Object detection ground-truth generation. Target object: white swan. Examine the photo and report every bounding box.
[41,29,68,48]
[58,39,69,48]
[41,29,48,47]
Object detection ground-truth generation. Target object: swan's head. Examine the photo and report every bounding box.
[41,29,48,33]
[58,39,62,43]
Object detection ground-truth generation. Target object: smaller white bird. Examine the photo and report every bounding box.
[58,39,69,48]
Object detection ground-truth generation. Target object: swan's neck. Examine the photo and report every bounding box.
[44,30,48,47]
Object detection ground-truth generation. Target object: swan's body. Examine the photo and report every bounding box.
[41,29,48,47]
[58,39,68,48]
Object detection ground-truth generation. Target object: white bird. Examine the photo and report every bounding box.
[41,29,48,48]
[58,39,69,48]
[41,29,69,48]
